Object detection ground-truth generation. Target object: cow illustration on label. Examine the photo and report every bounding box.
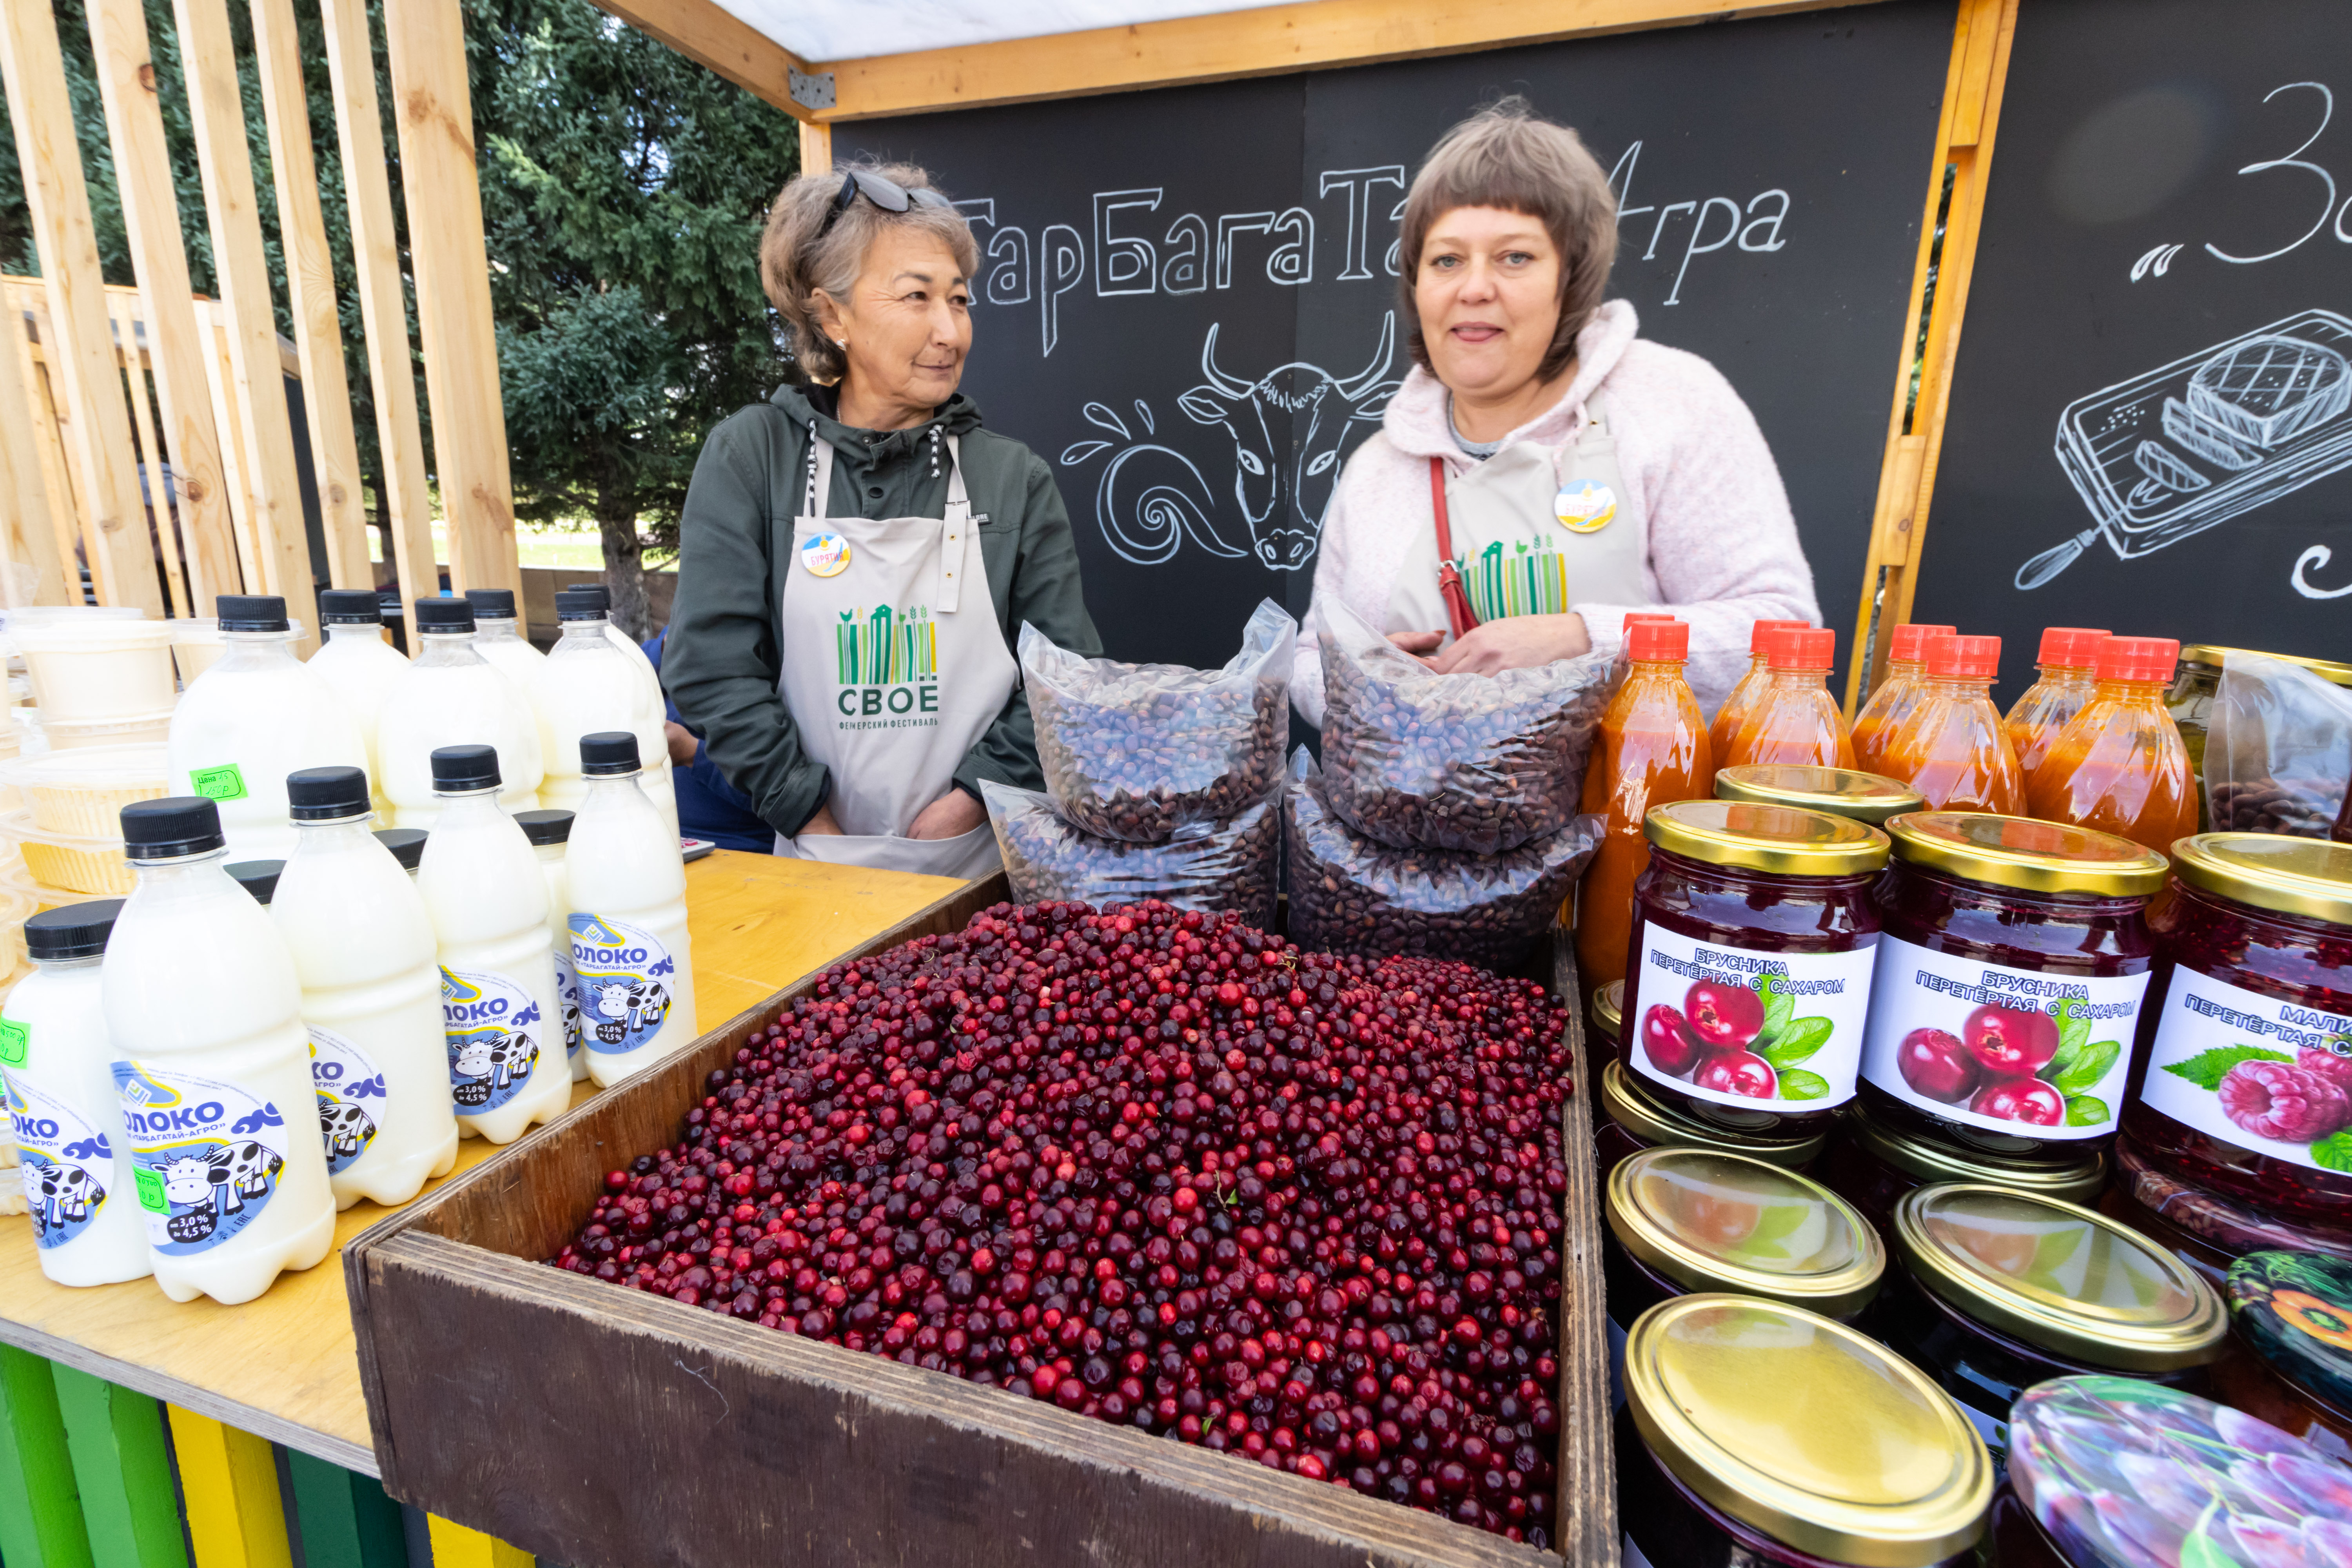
[439,967,541,1113]
[307,1026,385,1175]
[568,914,674,1055]
[110,1060,292,1255]
[8,1074,112,1250]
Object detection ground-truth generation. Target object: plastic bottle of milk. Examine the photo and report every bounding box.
[417,746,570,1142]
[276,767,459,1209]
[537,588,678,840]
[566,733,696,1087]
[374,828,426,882]
[167,596,370,862]
[308,590,408,814]
[104,797,334,1305]
[375,598,543,829]
[561,582,663,695]
[2,900,151,1287]
[515,809,585,1081]
[228,861,283,905]
[466,588,548,697]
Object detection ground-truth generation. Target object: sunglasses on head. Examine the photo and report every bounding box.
[819,169,953,236]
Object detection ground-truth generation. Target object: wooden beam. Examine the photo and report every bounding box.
[0,4,166,613]
[164,1406,294,1568]
[196,301,265,595]
[383,0,522,601]
[83,0,243,615]
[8,296,90,596]
[0,303,72,606]
[0,1346,94,1568]
[588,0,811,121]
[799,121,831,178]
[169,0,318,648]
[51,1368,191,1568]
[108,292,193,617]
[248,0,372,594]
[319,0,436,648]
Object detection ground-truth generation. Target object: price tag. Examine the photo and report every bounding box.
[0,1018,25,1067]
[191,764,248,802]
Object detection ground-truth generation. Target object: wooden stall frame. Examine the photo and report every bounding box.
[0,299,71,607]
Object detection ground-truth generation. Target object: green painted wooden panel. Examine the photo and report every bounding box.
[49,1367,189,1568]
[0,1346,96,1568]
[283,1453,404,1568]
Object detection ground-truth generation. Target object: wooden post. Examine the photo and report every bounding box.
[107,292,192,618]
[382,0,522,601]
[164,1407,294,1568]
[51,1368,192,1568]
[0,4,166,615]
[800,121,832,177]
[0,1345,97,1568]
[82,0,243,617]
[9,293,92,596]
[319,0,437,647]
[283,1451,404,1568]
[0,302,73,606]
[168,0,319,651]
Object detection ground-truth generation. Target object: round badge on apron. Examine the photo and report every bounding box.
[801,531,851,578]
[1554,479,1617,534]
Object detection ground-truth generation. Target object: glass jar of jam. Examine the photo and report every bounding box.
[2109,1135,2352,1272]
[2168,644,2352,831]
[1618,1294,1991,1567]
[1597,1061,1828,1180]
[1858,812,2167,1164]
[1874,1184,2227,1472]
[1592,976,1622,1054]
[2122,834,2352,1241]
[2099,1178,2242,1294]
[1999,1375,2352,1567]
[1622,800,1888,1132]
[1818,1103,2108,1248]
[2216,1249,2352,1463]
[1713,763,1924,827]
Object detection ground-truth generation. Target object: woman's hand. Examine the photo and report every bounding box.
[1430,612,1591,676]
[664,721,699,768]
[907,789,986,841]
[800,801,846,837]
[1388,630,1445,665]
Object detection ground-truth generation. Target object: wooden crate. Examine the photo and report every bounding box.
[347,877,1617,1568]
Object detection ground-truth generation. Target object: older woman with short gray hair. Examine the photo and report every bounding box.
[667,162,1099,877]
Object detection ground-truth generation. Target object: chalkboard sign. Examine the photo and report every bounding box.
[1917,0,2352,700]
[847,1,1953,676]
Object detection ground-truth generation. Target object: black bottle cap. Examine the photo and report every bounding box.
[24,899,124,961]
[466,589,518,619]
[217,595,290,633]
[514,808,575,847]
[319,590,383,625]
[579,731,641,776]
[414,597,475,632]
[287,766,372,820]
[120,797,225,859]
[555,586,610,621]
[228,860,283,905]
[430,745,502,793]
[373,828,426,870]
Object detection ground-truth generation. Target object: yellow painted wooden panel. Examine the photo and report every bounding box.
[0,301,72,606]
[424,1517,531,1568]
[163,1407,292,1568]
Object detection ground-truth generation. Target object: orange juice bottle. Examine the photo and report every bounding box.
[1708,619,1809,758]
[2003,625,2110,777]
[1882,633,2025,813]
[1725,627,1855,769]
[1575,619,1714,989]
[1850,621,1956,773]
[2026,635,2195,860]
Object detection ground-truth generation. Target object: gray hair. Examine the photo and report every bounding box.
[759,162,980,385]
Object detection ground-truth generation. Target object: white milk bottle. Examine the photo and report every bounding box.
[228,861,283,905]
[466,588,549,703]
[167,595,370,862]
[308,590,408,815]
[374,828,426,883]
[375,598,543,829]
[417,746,570,1142]
[104,797,334,1304]
[2,900,151,1287]
[514,809,585,1082]
[566,732,696,1087]
[537,588,677,840]
[561,583,663,697]
[275,767,459,1209]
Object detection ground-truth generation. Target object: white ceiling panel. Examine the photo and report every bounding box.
[711,0,1311,63]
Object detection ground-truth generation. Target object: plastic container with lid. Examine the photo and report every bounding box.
[1880,635,2026,815]
[5,812,134,896]
[1622,800,1888,1130]
[1604,1147,1882,1329]
[2004,627,2111,780]
[2169,643,2352,833]
[169,617,225,690]
[0,745,169,837]
[2026,635,2197,862]
[1858,813,2168,1162]
[1872,1184,2227,1471]
[1850,622,1956,775]
[2123,834,2352,1240]
[1815,1105,2108,1244]
[2218,1249,2352,1462]
[11,617,177,723]
[1617,1294,1991,1568]
[1723,628,1856,771]
[41,709,176,752]
[514,808,582,1081]
[1709,619,1811,760]
[1713,763,1922,828]
[1597,1060,1828,1178]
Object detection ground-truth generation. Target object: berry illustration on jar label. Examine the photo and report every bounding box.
[307,1026,385,1176]
[2140,969,2352,1173]
[5,1074,114,1250]
[568,915,675,1056]
[440,967,543,1114]
[1860,935,2148,1138]
[1628,924,1877,1109]
[109,1061,290,1255]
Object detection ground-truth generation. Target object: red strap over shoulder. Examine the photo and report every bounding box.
[1428,457,1479,642]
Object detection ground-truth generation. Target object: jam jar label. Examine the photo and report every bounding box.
[109,1061,292,1256]
[1860,935,2149,1139]
[1628,924,1878,1110]
[2139,968,2352,1173]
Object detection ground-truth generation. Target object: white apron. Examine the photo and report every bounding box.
[775,434,1012,879]
[1387,392,1650,643]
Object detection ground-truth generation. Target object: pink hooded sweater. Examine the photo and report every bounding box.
[1292,300,1822,727]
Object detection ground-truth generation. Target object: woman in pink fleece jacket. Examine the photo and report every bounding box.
[1294,99,1820,727]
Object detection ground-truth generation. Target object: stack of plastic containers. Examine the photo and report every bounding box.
[0,744,174,902]
[9,608,178,750]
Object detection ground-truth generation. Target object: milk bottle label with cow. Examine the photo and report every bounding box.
[439,967,544,1113]
[568,915,676,1056]
[109,1061,293,1255]
[4,1074,114,1250]
[555,949,583,1067]
[307,1027,387,1176]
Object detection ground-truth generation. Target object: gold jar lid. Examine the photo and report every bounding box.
[1644,799,1890,877]
[2171,833,2352,926]
[1607,1146,1882,1317]
[1593,980,1622,1043]
[1894,1184,2228,1371]
[1624,1295,1991,1565]
[1886,811,2168,897]
[1841,1108,2108,1203]
[2178,645,2352,688]
[1601,1063,1828,1167]
[1715,764,1926,827]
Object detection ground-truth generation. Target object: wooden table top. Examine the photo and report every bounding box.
[0,850,966,1475]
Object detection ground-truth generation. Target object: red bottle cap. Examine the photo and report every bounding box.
[1748,618,1808,655]
[1622,611,1679,634]
[1768,627,1835,671]
[2036,626,2111,668]
[1924,633,2001,679]
[1627,619,1690,662]
[1887,623,1958,662]
[2096,635,2181,684]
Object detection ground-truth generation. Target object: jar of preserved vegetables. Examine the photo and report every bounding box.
[2168,645,2352,831]
[2215,1249,2352,1462]
[1596,1062,1828,1179]
[1713,763,1924,827]
[1816,1104,2107,1245]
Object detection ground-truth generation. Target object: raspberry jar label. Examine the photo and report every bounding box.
[2139,969,2352,1172]
[307,1027,386,1176]
[440,967,543,1115]
[1628,925,1877,1110]
[568,915,676,1056]
[109,1061,291,1255]
[5,1074,114,1250]
[1860,935,2149,1139]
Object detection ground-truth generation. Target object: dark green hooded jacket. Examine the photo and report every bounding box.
[664,382,1100,838]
